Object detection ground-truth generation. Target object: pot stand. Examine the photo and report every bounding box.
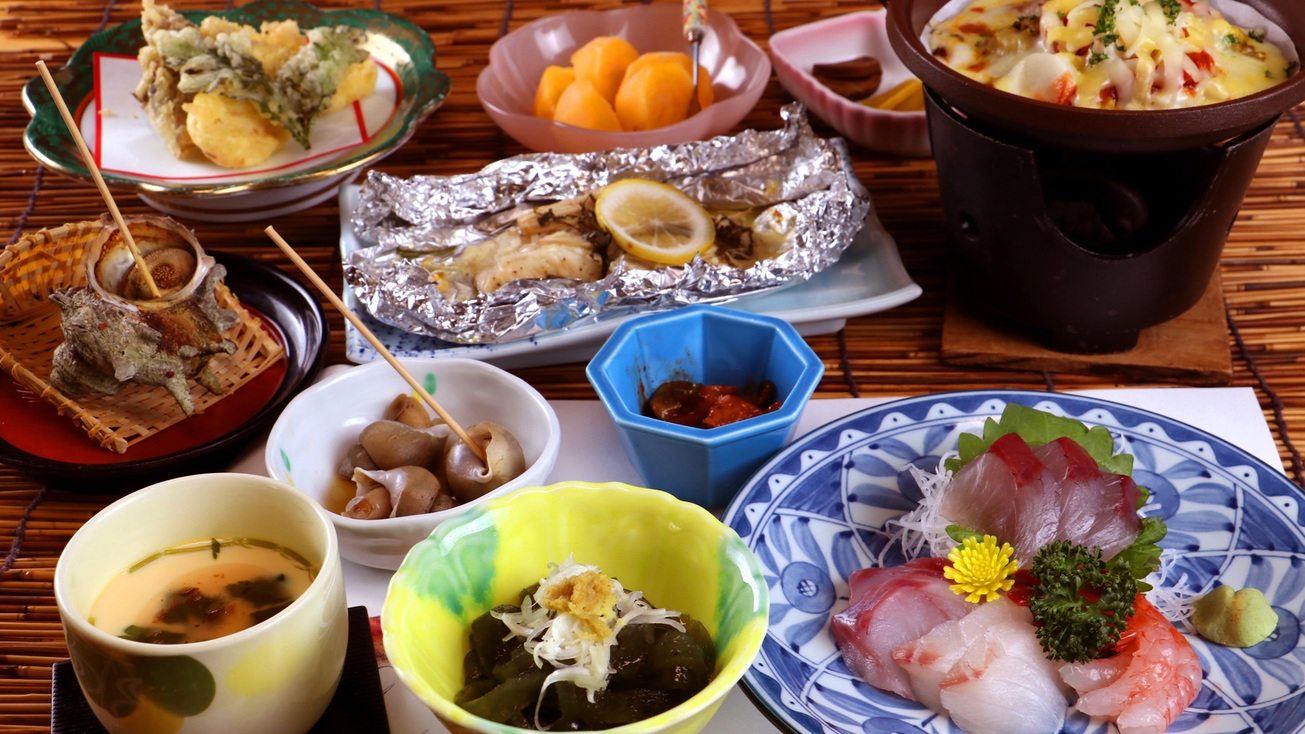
[928,87,1277,354]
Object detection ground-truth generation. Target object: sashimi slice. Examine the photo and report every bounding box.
[1038,437,1143,560]
[941,433,1143,563]
[1060,595,1202,734]
[937,448,1019,535]
[939,434,1060,562]
[938,614,1069,734]
[891,596,1031,711]
[831,558,970,699]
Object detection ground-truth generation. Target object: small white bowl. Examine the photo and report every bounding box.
[265,358,561,570]
[769,10,930,157]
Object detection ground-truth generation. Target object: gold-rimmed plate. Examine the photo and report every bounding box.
[22,0,449,222]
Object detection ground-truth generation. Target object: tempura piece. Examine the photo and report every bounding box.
[183,92,290,169]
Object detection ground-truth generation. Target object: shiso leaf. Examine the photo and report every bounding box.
[945,525,984,544]
[946,403,1133,477]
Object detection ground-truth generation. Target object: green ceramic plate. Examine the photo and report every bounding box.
[22,0,448,201]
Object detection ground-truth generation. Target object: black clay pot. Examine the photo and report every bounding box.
[885,0,1305,353]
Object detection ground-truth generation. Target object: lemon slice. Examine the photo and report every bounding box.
[594,179,715,265]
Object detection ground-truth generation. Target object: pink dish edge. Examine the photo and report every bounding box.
[477,5,771,154]
[769,10,930,157]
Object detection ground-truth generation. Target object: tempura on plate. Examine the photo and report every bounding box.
[133,0,378,168]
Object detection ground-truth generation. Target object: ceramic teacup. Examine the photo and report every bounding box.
[54,473,348,734]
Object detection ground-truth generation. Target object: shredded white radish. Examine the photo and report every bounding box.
[1145,548,1199,633]
[878,452,961,566]
[490,556,685,727]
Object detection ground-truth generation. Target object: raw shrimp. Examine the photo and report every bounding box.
[1060,595,1202,734]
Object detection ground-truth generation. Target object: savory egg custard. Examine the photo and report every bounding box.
[926,0,1297,108]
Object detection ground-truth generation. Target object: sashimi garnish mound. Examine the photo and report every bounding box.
[835,403,1202,734]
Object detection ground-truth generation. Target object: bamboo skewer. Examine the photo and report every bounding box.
[264,226,488,462]
[34,60,160,299]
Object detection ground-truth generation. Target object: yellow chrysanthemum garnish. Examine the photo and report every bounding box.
[943,535,1019,603]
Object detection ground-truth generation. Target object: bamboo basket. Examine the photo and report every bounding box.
[0,220,286,454]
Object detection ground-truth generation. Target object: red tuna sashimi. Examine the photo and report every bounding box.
[1037,437,1143,560]
[1059,595,1201,734]
[938,433,1060,561]
[831,558,971,699]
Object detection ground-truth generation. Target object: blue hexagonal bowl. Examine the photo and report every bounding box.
[586,305,824,507]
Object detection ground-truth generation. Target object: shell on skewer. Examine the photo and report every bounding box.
[48,214,240,416]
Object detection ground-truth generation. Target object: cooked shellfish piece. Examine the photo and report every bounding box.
[49,215,239,416]
[443,421,527,502]
[342,485,392,520]
[344,466,455,520]
[385,393,436,428]
[338,443,379,479]
[357,420,453,471]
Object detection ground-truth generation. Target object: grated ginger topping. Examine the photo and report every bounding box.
[537,565,618,641]
[492,555,686,726]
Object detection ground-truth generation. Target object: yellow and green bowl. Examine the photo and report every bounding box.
[381,481,768,734]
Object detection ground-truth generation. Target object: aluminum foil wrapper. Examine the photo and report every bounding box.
[347,105,870,344]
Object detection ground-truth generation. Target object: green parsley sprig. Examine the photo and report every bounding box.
[1029,540,1138,663]
[1088,0,1122,66]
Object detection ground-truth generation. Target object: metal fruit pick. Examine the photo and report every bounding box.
[35,60,160,299]
[264,226,488,462]
[683,0,707,116]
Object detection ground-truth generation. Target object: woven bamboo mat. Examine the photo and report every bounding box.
[3,0,1305,730]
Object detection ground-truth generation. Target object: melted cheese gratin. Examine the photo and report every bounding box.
[926,0,1296,108]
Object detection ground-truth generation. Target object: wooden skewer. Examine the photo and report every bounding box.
[35,60,160,299]
[264,226,488,462]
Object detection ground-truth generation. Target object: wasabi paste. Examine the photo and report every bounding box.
[1192,585,1278,647]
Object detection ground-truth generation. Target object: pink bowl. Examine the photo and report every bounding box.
[769,10,930,157]
[477,4,770,154]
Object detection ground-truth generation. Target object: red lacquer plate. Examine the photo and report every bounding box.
[0,251,328,491]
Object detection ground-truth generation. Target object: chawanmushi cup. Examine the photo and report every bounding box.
[54,473,347,734]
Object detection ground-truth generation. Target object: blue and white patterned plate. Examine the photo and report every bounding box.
[721,389,1305,734]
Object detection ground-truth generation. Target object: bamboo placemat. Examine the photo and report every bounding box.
[3,0,1305,731]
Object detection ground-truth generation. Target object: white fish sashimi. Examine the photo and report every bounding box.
[939,434,1061,563]
[830,558,971,700]
[938,615,1069,734]
[1037,437,1143,560]
[891,596,1030,710]
[891,597,1069,734]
